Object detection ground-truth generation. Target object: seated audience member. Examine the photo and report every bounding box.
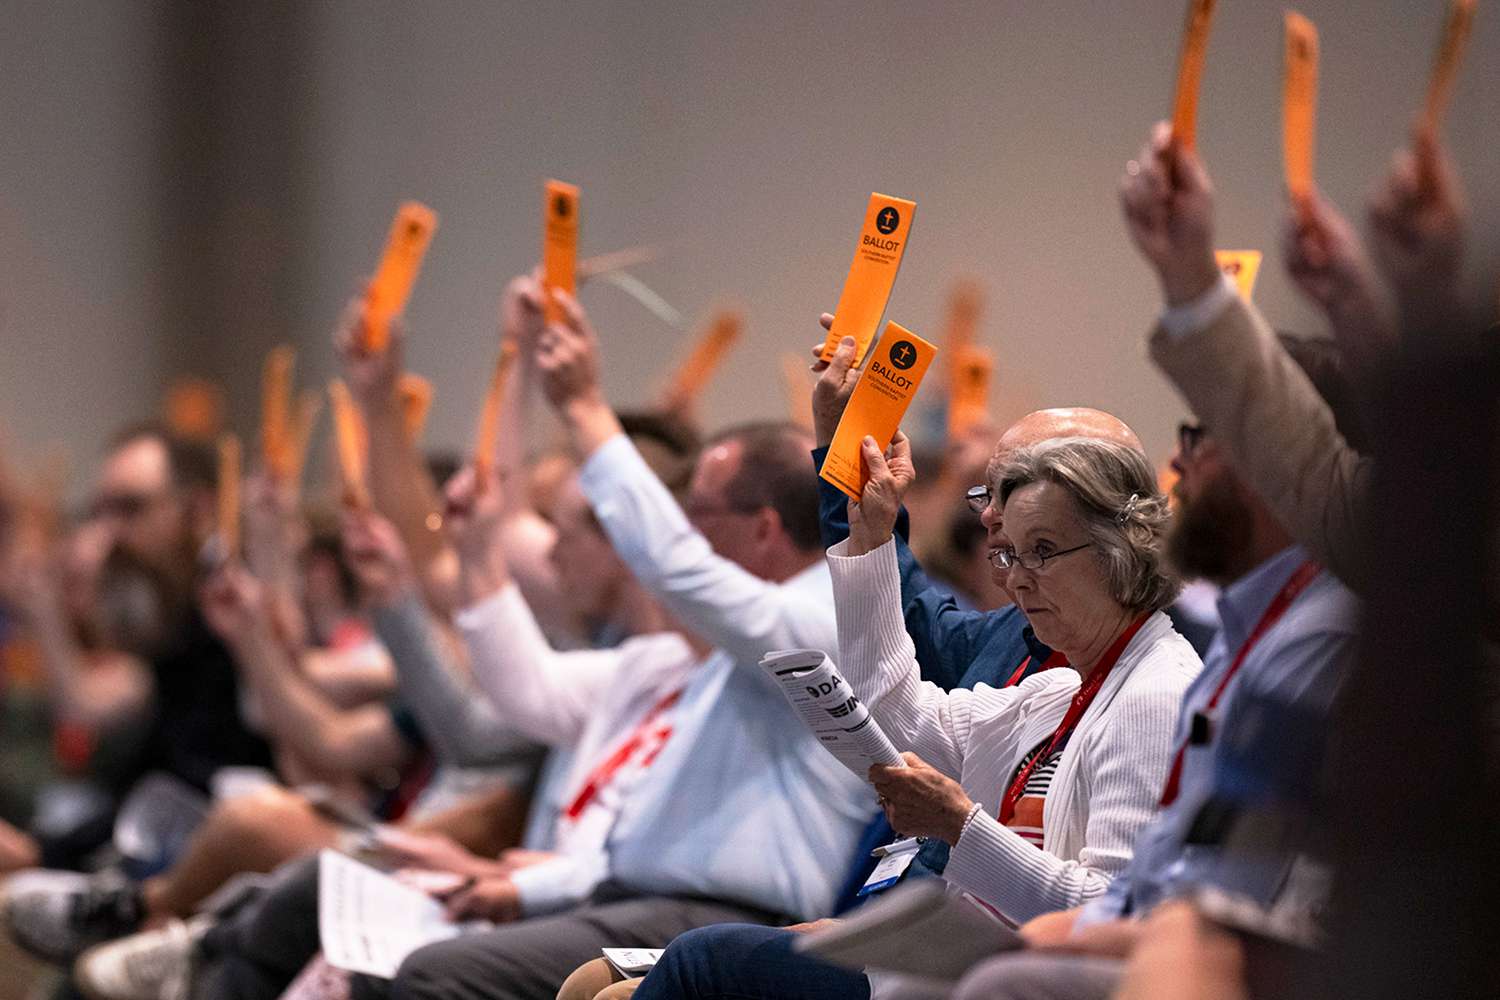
[0,425,277,874]
[942,124,1367,1000]
[623,434,1200,1000]
[810,331,1147,692]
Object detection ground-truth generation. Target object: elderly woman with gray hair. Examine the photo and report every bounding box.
[830,431,1201,928]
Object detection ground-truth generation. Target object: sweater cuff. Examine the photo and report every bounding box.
[1158,272,1237,340]
[943,807,1049,919]
[826,537,910,653]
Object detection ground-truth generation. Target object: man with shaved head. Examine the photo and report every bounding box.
[812,334,1145,695]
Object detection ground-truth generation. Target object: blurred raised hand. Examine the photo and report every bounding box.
[1367,125,1466,313]
[1118,122,1220,307]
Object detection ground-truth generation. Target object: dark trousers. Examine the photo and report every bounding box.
[193,853,323,1000]
[192,852,783,1000]
[630,923,870,1000]
[353,894,785,1000]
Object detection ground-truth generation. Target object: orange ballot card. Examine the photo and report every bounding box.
[542,180,580,325]
[661,311,744,409]
[1170,0,1218,151]
[398,374,434,445]
[217,433,241,560]
[328,379,369,509]
[1282,12,1320,210]
[1215,250,1263,302]
[820,323,938,500]
[820,193,917,366]
[947,345,995,439]
[363,202,438,354]
[261,345,296,480]
[473,342,519,490]
[1425,0,1477,131]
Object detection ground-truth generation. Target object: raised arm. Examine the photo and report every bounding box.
[811,328,991,687]
[1120,122,1369,588]
[342,510,539,768]
[334,299,455,614]
[1283,190,1398,388]
[536,286,825,662]
[441,464,623,746]
[1367,124,1468,333]
[200,563,410,777]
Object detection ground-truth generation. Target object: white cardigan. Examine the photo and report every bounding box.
[827,537,1201,922]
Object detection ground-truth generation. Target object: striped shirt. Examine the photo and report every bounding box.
[1005,738,1067,848]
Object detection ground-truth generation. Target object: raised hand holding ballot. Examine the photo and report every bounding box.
[1282,195,1393,333]
[334,295,403,407]
[440,464,506,569]
[819,323,937,501]
[1367,127,1467,299]
[535,289,605,412]
[1118,122,1220,306]
[846,431,917,558]
[812,329,862,448]
[341,509,415,609]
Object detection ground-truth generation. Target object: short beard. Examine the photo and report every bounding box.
[1166,474,1255,584]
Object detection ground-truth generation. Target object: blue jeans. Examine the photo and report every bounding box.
[631,923,870,1000]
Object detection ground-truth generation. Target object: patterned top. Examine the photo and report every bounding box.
[1005,737,1067,848]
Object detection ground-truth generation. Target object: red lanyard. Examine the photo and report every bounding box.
[563,688,683,820]
[1002,649,1069,689]
[998,615,1150,825]
[1158,560,1322,807]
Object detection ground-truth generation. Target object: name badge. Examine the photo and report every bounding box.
[858,838,922,896]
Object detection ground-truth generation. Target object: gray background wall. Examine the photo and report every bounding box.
[4,0,1497,489]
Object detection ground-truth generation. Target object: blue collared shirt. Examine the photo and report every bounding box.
[578,436,875,920]
[1079,545,1360,925]
[810,446,1047,692]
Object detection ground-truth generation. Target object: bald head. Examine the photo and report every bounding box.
[999,408,1142,455]
[987,408,1142,486]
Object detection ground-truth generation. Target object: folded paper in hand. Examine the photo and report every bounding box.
[760,650,904,777]
[319,850,473,979]
[794,879,1022,983]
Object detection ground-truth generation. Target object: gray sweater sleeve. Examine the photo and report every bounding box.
[372,592,542,770]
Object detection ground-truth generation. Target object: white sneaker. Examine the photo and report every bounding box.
[73,916,208,1000]
[1,868,145,965]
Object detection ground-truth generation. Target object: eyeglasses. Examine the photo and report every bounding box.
[988,541,1092,571]
[1177,422,1207,457]
[965,484,993,514]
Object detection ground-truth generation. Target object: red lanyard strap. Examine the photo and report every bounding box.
[998,614,1150,825]
[1158,560,1322,807]
[563,688,683,820]
[1002,649,1069,689]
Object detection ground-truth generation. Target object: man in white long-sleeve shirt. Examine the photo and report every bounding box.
[343,280,873,1000]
